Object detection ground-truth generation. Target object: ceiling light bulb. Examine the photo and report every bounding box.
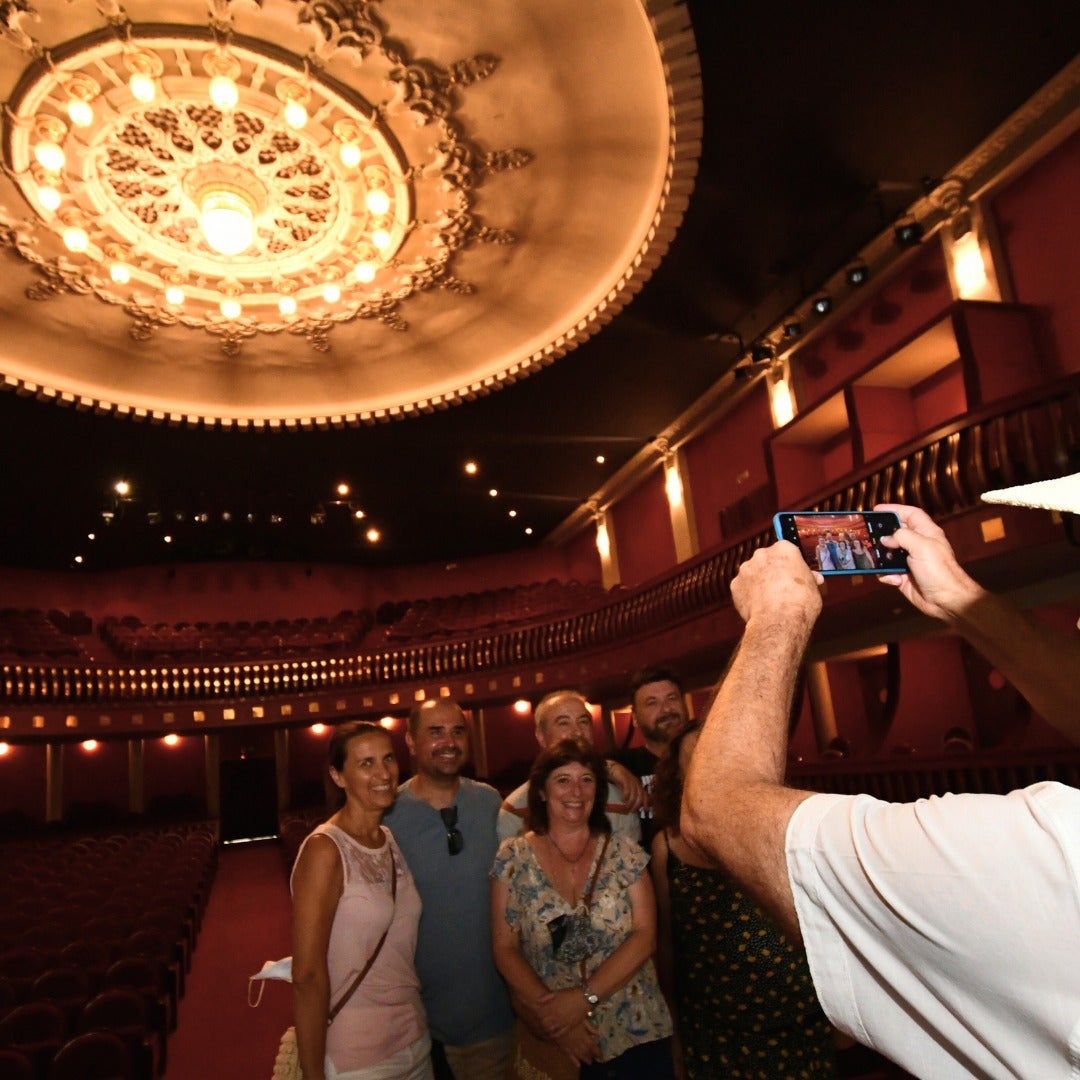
[165,284,185,305]
[336,483,350,497]
[278,295,297,317]
[354,261,376,284]
[62,225,88,252]
[35,140,65,172]
[109,262,131,284]
[365,527,380,543]
[220,296,242,319]
[322,282,341,303]
[339,141,361,168]
[371,228,391,250]
[366,188,391,216]
[464,461,478,475]
[66,97,93,128]
[284,100,307,129]
[199,187,255,255]
[114,481,130,496]
[525,527,534,536]
[209,75,239,111]
[129,71,156,103]
[38,186,61,211]
[353,509,365,520]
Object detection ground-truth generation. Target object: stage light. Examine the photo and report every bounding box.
[894,218,924,247]
[782,321,802,339]
[812,296,832,316]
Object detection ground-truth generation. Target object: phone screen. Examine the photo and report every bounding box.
[772,510,908,575]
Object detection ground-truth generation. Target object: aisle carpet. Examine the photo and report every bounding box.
[164,840,294,1080]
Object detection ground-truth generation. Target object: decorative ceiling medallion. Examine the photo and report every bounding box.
[1,1,527,354]
[0,0,702,425]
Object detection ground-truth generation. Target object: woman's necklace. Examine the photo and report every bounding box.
[547,831,592,867]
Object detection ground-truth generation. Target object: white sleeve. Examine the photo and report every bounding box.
[785,783,1080,1080]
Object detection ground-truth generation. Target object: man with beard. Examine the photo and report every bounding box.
[615,666,689,847]
[385,699,515,1079]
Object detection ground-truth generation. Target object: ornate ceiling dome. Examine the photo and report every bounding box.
[0,0,701,426]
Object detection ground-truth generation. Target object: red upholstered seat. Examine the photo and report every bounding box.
[48,1030,132,1080]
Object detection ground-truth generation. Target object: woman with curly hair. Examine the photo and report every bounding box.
[651,721,834,1079]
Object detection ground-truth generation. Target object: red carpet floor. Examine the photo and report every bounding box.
[164,840,294,1080]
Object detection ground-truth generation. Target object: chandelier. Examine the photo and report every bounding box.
[0,1,527,355]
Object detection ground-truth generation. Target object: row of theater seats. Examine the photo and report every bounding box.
[382,579,610,642]
[0,611,85,662]
[98,610,375,664]
[0,824,216,1080]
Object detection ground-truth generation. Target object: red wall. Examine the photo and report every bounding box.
[993,127,1080,378]
[609,468,676,589]
[64,738,128,816]
[144,732,206,814]
[0,742,47,822]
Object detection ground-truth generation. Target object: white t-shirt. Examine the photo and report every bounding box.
[786,781,1080,1079]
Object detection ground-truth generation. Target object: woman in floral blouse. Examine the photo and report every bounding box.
[491,738,674,1078]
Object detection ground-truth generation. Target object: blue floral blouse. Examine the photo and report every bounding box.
[491,831,672,1061]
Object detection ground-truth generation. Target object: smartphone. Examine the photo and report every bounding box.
[772,510,908,575]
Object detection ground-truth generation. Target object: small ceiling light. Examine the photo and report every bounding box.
[164,535,173,543]
[163,733,180,746]
[353,508,365,520]
[204,48,242,111]
[464,461,478,475]
[354,261,377,284]
[220,295,242,319]
[82,739,99,751]
[87,532,95,541]
[513,700,531,715]
[277,78,310,129]
[38,185,62,212]
[310,723,327,734]
[366,188,391,216]
[812,295,832,317]
[524,527,533,536]
[339,140,361,168]
[337,482,350,497]
[894,218,924,247]
[165,284,186,306]
[508,509,518,518]
[278,294,297,317]
[62,224,89,252]
[371,228,392,251]
[114,480,130,497]
[365,527,381,543]
[198,183,257,256]
[595,454,606,464]
[109,262,131,284]
[783,320,802,339]
[0,743,9,756]
[125,50,162,104]
[379,716,395,729]
[209,75,239,111]
[488,488,498,497]
[846,264,870,287]
[34,116,68,172]
[322,281,342,303]
[74,554,84,564]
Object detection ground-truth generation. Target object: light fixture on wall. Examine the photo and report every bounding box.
[932,177,995,301]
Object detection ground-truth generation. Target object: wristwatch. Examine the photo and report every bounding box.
[582,983,599,1017]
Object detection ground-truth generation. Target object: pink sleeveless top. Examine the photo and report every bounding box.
[292,823,426,1071]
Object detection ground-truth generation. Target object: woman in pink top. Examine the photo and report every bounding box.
[291,721,432,1080]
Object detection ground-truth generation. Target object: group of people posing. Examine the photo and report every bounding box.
[288,665,829,1080]
[287,499,1080,1080]
[812,530,876,572]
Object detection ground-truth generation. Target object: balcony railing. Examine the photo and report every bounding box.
[3,376,1078,709]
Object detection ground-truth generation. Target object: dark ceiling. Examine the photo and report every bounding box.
[3,1,1079,572]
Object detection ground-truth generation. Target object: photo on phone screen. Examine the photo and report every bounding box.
[772,511,908,575]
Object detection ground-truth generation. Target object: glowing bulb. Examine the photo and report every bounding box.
[366,188,391,216]
[339,141,361,168]
[310,723,326,735]
[371,228,391,250]
[110,262,131,284]
[63,225,88,253]
[38,186,61,211]
[354,261,376,284]
[114,480,130,496]
[220,296,242,319]
[664,461,683,508]
[596,520,611,560]
[209,75,239,111]
[163,733,180,746]
[514,700,531,715]
[365,527,380,543]
[336,483,350,497]
[952,232,988,298]
[379,716,395,729]
[284,100,307,129]
[0,743,9,756]
[278,295,297,317]
[353,508,365,520]
[488,488,498,498]
[82,739,99,752]
[464,461,478,475]
[199,188,254,255]
[165,285,185,306]
[770,376,795,427]
[129,72,156,103]
[67,97,93,128]
[322,282,341,303]
[35,141,65,172]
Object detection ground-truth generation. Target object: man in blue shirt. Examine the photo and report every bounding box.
[385,699,514,1079]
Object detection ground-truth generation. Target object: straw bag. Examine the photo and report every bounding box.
[259,845,397,1080]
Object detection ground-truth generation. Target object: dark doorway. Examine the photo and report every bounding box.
[219,755,279,842]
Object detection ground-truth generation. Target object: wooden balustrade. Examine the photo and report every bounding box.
[2,377,1078,711]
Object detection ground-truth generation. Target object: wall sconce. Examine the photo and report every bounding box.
[767,361,796,428]
[664,458,683,509]
[595,516,611,560]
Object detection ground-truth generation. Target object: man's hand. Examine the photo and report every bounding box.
[606,760,645,812]
[510,987,555,1038]
[874,503,983,623]
[731,541,823,628]
[555,1020,600,1065]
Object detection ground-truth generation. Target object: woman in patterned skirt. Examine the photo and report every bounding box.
[651,721,834,1079]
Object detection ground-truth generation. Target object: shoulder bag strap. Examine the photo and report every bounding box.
[578,832,610,986]
[327,842,397,1025]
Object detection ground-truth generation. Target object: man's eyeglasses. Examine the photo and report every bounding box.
[439,806,464,856]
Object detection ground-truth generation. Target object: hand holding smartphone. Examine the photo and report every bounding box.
[772,510,908,576]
